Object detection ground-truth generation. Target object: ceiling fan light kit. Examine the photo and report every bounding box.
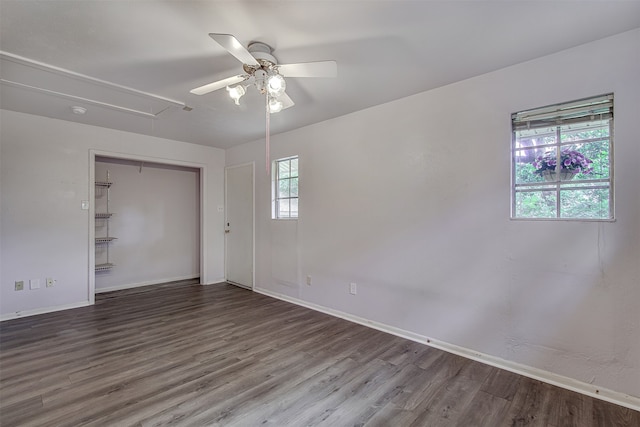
[190,33,337,172]
[268,98,283,114]
[226,84,246,105]
[266,74,286,98]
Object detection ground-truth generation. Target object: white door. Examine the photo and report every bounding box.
[225,163,254,289]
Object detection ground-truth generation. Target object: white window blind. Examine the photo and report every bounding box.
[512,94,613,131]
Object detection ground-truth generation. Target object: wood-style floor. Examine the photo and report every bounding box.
[1,280,638,427]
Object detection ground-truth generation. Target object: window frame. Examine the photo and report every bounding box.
[272,156,299,220]
[510,94,614,221]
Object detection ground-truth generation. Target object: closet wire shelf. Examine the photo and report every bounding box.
[95,171,115,272]
[95,236,117,244]
[95,263,115,272]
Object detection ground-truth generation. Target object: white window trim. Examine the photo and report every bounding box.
[511,94,615,221]
[272,156,299,220]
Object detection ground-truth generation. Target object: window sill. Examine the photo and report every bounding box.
[510,217,616,223]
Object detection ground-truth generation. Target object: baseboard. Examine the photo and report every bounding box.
[203,277,227,285]
[95,275,200,293]
[254,287,640,412]
[0,300,91,322]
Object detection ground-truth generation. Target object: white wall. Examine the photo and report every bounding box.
[226,29,640,402]
[94,158,200,292]
[0,111,225,318]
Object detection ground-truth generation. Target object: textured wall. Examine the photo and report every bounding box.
[226,29,640,400]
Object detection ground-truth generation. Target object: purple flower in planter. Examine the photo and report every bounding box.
[532,149,593,175]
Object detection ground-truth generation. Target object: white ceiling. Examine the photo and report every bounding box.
[1,1,639,149]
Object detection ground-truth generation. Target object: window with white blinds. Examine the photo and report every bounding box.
[511,94,614,220]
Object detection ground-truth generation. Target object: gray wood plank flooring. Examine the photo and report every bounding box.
[1,280,638,426]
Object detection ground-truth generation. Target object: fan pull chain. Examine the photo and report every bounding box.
[265,94,271,175]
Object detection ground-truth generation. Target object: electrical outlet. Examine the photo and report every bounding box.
[30,279,40,290]
[15,281,24,291]
[46,278,56,287]
[350,282,357,295]
[306,275,312,286]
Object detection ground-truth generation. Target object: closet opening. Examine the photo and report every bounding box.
[89,153,204,298]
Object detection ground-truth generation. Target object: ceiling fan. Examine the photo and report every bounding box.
[191,33,337,173]
[190,33,337,113]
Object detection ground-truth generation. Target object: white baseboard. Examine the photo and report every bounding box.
[0,300,91,322]
[95,275,200,293]
[254,286,640,412]
[2,275,208,320]
[203,277,227,285]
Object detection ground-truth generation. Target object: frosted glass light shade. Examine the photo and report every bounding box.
[226,85,246,105]
[267,74,286,97]
[268,97,283,113]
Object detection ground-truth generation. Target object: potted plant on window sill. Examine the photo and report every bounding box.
[532,149,593,182]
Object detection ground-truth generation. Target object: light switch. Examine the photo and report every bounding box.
[81,200,90,210]
[30,279,40,290]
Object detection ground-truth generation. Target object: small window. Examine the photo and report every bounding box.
[511,94,614,220]
[272,156,298,219]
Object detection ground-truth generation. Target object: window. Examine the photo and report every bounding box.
[272,156,298,219]
[511,94,613,220]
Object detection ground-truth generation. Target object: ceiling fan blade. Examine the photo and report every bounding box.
[278,61,337,78]
[209,33,260,67]
[190,75,247,96]
[280,92,295,110]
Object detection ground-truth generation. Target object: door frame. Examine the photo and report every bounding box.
[224,162,255,290]
[88,150,207,304]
